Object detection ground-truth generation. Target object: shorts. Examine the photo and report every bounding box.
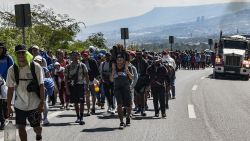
[15,108,41,128]
[69,84,85,103]
[114,77,132,107]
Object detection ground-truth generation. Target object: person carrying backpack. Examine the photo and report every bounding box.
[65,51,89,125]
[6,45,45,141]
[0,42,13,130]
[0,42,14,80]
[110,53,134,129]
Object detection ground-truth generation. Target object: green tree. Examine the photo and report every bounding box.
[0,4,84,53]
[86,32,107,49]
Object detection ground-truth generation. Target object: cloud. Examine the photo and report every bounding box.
[1,0,248,25]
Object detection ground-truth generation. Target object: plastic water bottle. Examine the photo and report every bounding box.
[4,121,16,141]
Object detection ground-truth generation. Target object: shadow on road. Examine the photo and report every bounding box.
[132,116,160,120]
[97,115,118,120]
[81,127,120,132]
[44,122,74,127]
[208,74,248,81]
[57,114,76,118]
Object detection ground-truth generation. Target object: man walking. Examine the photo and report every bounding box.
[6,45,45,141]
[65,51,89,125]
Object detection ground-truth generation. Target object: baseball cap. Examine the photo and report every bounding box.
[15,44,27,52]
[34,55,43,62]
[31,45,39,50]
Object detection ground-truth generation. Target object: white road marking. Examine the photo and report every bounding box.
[0,110,65,141]
[192,85,198,91]
[188,104,197,119]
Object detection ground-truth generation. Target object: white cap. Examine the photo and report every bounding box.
[33,55,43,62]
[54,62,60,66]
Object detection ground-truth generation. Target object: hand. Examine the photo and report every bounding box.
[7,105,13,118]
[37,103,44,113]
[125,69,130,74]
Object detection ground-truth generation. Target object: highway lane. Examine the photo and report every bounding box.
[1,68,250,141]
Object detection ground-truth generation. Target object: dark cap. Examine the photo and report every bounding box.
[15,44,26,52]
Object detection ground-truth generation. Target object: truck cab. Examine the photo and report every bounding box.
[213,35,250,80]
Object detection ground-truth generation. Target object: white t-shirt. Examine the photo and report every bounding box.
[0,78,7,99]
[6,62,44,111]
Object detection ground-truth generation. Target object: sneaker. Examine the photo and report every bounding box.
[91,108,95,114]
[162,113,166,118]
[141,109,147,116]
[43,119,50,125]
[86,112,91,116]
[155,113,159,117]
[133,107,138,111]
[60,106,65,109]
[75,118,80,123]
[110,109,115,115]
[79,120,85,125]
[135,108,141,114]
[172,96,176,99]
[126,118,131,126]
[66,106,70,110]
[119,122,125,129]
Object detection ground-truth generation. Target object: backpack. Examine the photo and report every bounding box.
[13,61,40,98]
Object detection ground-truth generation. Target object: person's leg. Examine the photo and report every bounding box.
[84,84,91,115]
[103,82,111,109]
[59,87,65,108]
[90,84,96,114]
[19,125,28,141]
[27,109,42,141]
[43,95,49,125]
[140,87,146,116]
[159,86,166,117]
[152,86,159,116]
[15,108,28,141]
[0,100,5,127]
[74,103,80,120]
[171,79,176,98]
[33,126,42,141]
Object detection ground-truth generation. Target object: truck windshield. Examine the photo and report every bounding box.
[224,40,247,50]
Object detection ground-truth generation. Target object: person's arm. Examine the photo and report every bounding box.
[37,65,45,112]
[126,67,133,80]
[6,67,14,117]
[82,64,90,92]
[6,87,14,117]
[131,66,138,87]
[64,65,70,95]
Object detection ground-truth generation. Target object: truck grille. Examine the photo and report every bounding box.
[225,56,241,66]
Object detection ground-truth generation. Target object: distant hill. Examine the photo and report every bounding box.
[77,2,250,40]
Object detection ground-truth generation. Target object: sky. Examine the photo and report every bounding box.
[0,0,248,26]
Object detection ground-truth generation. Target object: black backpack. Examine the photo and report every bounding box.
[13,61,40,98]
